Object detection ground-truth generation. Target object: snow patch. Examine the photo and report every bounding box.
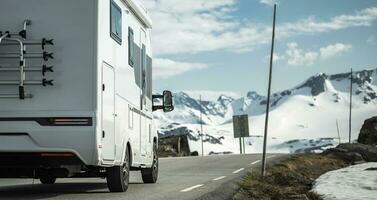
[313,162,377,200]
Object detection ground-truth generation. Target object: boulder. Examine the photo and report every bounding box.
[323,143,377,162]
[323,147,364,163]
[358,116,377,145]
[158,135,191,157]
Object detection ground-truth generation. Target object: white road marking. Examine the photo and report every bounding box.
[251,160,261,165]
[180,184,204,192]
[232,168,245,174]
[213,176,226,181]
[267,155,276,159]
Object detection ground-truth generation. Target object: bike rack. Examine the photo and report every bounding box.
[0,51,54,61]
[0,20,55,99]
[0,65,54,76]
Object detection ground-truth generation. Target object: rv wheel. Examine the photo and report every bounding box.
[141,143,158,183]
[39,175,56,184]
[106,148,130,192]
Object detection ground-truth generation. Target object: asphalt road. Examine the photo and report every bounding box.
[0,154,283,200]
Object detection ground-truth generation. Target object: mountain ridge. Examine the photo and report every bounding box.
[155,68,377,126]
[154,68,377,155]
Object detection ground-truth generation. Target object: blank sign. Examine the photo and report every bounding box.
[233,115,250,138]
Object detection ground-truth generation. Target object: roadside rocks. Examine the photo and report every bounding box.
[323,143,377,163]
[358,116,377,145]
[158,135,191,157]
[365,167,377,171]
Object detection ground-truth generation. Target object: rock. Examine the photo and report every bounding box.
[358,116,377,145]
[158,135,191,157]
[190,151,199,156]
[323,143,377,162]
[340,152,364,163]
[323,148,364,163]
[297,73,327,96]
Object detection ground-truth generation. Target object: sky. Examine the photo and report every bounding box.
[140,0,377,100]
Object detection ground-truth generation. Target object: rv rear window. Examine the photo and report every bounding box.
[110,0,122,44]
[128,28,135,67]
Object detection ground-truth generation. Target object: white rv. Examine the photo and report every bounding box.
[0,0,173,192]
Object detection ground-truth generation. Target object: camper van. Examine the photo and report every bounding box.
[0,0,173,192]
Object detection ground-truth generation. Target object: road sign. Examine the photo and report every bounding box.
[233,115,250,138]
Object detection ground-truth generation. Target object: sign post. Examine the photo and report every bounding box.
[262,4,277,177]
[233,115,250,155]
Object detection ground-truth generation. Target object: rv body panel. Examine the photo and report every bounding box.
[97,0,155,167]
[0,0,157,173]
[0,0,97,165]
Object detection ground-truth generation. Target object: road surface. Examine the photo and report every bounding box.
[0,154,283,200]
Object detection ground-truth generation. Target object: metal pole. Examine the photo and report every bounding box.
[178,136,181,155]
[349,68,353,144]
[336,119,341,144]
[200,95,204,156]
[242,137,246,154]
[262,4,277,177]
[239,137,242,154]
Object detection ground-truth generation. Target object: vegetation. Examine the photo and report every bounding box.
[235,154,347,200]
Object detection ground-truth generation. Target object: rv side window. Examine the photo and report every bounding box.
[147,57,152,100]
[110,0,122,44]
[128,28,135,67]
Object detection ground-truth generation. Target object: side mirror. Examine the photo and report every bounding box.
[152,90,174,112]
[162,90,174,112]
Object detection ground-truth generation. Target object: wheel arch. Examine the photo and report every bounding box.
[153,137,158,147]
[126,142,132,166]
[121,139,132,166]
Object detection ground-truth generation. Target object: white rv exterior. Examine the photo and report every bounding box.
[0,0,173,192]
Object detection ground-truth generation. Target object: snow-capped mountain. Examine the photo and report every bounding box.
[154,68,377,155]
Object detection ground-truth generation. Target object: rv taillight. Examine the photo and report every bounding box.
[52,118,92,126]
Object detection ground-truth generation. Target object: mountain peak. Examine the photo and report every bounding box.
[296,73,328,96]
[217,94,234,102]
[247,91,262,100]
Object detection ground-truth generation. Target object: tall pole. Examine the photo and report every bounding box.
[200,95,204,156]
[243,137,246,154]
[262,4,277,177]
[349,68,353,144]
[336,119,341,144]
[239,137,242,154]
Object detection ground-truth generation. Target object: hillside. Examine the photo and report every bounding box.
[154,68,377,155]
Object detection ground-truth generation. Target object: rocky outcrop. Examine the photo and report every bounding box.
[297,73,327,96]
[158,135,191,157]
[358,116,377,145]
[323,143,377,163]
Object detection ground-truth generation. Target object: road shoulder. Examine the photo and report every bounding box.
[196,155,288,200]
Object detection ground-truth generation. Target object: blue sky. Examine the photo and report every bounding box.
[142,0,377,100]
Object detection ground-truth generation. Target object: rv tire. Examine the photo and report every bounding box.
[141,143,158,183]
[106,148,130,192]
[39,175,56,184]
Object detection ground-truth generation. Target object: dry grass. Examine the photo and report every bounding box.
[235,154,347,200]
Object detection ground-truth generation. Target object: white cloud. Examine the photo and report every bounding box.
[264,53,285,63]
[319,43,352,59]
[259,0,278,6]
[140,0,377,56]
[286,43,319,66]
[153,58,208,79]
[278,7,377,37]
[183,90,241,101]
[285,43,352,66]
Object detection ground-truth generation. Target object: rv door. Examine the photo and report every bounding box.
[102,63,116,161]
[140,29,151,161]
